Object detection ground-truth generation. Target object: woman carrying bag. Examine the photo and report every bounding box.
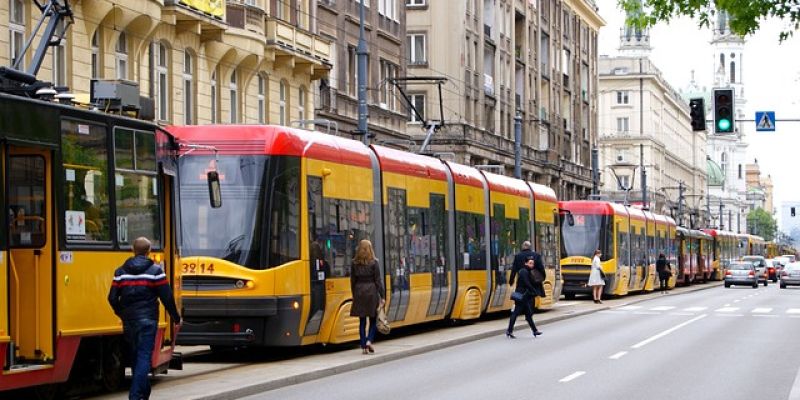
[589,249,605,304]
[350,239,385,354]
[505,256,543,339]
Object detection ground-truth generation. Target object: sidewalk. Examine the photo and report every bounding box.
[93,283,720,400]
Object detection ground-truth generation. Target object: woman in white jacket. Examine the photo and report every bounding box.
[588,249,605,304]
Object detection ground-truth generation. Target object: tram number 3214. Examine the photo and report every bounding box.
[182,263,215,274]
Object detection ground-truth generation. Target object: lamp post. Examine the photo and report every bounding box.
[608,161,638,206]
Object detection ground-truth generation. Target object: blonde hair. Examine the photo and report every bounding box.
[353,239,376,265]
[133,237,152,256]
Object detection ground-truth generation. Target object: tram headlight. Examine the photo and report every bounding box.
[292,301,300,310]
[235,280,245,289]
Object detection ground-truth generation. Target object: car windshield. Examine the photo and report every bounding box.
[729,263,752,270]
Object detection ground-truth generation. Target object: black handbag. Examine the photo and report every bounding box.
[531,268,545,283]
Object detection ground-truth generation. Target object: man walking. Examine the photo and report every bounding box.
[510,240,535,286]
[108,237,181,400]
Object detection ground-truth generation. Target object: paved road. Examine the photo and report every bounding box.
[241,284,800,400]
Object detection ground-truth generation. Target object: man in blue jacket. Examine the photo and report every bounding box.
[108,237,181,400]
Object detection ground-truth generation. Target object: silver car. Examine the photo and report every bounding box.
[742,256,768,286]
[780,262,800,289]
[724,262,758,288]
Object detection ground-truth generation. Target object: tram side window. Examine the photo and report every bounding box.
[307,176,331,275]
[491,204,515,276]
[456,211,485,270]
[267,157,300,268]
[618,228,629,265]
[407,207,430,273]
[61,120,111,242]
[429,194,447,271]
[113,128,161,249]
[8,156,46,247]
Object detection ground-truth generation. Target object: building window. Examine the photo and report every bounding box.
[10,0,25,69]
[347,45,357,96]
[380,0,397,19]
[52,20,67,87]
[408,94,425,122]
[738,164,742,179]
[183,50,195,124]
[229,70,239,124]
[116,32,128,80]
[154,42,169,121]
[406,0,424,5]
[407,33,426,65]
[211,68,219,123]
[91,30,101,79]
[257,74,267,124]
[279,81,287,125]
[616,91,629,105]
[616,117,629,133]
[380,60,397,110]
[298,86,306,122]
[730,61,736,83]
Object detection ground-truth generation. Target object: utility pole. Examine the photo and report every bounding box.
[678,181,685,226]
[640,144,647,209]
[514,113,522,179]
[591,146,599,198]
[719,203,724,229]
[357,0,369,144]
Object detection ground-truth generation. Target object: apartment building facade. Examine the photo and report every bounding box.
[404,0,604,199]
[1,0,330,126]
[598,56,707,222]
[313,0,409,141]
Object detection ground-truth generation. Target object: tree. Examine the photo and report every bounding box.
[620,0,800,40]
[747,208,777,241]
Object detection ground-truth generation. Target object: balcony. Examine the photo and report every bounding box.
[483,74,494,97]
[163,0,227,42]
[265,17,332,79]
[226,0,265,35]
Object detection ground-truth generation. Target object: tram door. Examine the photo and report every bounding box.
[7,147,54,363]
[305,176,327,336]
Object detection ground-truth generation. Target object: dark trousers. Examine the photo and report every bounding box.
[507,296,537,334]
[659,275,669,292]
[358,316,377,348]
[123,319,158,400]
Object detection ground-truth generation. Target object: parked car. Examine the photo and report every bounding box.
[781,255,797,264]
[774,256,790,272]
[742,255,769,286]
[780,262,800,289]
[725,262,759,288]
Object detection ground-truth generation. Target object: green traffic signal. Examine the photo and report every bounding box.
[717,118,731,132]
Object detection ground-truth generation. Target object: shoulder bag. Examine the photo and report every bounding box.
[531,268,545,283]
[510,291,525,302]
[377,306,391,335]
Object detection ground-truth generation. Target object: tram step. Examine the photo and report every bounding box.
[6,363,52,373]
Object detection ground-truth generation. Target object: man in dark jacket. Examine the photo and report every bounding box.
[510,240,545,297]
[656,253,671,294]
[108,237,181,400]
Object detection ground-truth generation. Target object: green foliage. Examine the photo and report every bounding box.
[747,208,777,241]
[620,0,800,41]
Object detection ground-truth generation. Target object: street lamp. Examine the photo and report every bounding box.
[608,161,637,206]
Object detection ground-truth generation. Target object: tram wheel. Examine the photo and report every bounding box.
[101,338,125,392]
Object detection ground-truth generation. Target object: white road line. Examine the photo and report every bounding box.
[631,314,707,349]
[787,309,800,314]
[668,312,695,316]
[753,314,779,318]
[554,301,580,307]
[650,306,675,311]
[683,307,707,312]
[733,300,741,303]
[559,371,586,383]
[617,305,642,311]
[752,308,773,313]
[609,351,628,360]
[724,304,731,307]
[715,307,739,312]
[789,360,800,400]
[633,311,661,315]
[715,314,744,317]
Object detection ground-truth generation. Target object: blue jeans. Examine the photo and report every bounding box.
[123,319,158,400]
[358,316,377,348]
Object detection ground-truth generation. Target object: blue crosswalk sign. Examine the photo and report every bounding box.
[755,111,775,131]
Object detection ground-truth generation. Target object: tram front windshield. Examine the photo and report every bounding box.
[560,214,613,261]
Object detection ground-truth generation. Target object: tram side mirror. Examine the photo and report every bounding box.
[566,214,574,226]
[208,171,222,208]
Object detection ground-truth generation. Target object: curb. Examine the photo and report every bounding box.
[190,281,723,400]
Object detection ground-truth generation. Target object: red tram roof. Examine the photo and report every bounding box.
[167,125,373,168]
[443,161,485,188]
[371,145,448,181]
[627,207,646,222]
[528,182,557,203]
[481,171,532,197]
[558,200,629,216]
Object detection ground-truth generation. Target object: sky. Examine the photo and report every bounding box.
[594,0,800,227]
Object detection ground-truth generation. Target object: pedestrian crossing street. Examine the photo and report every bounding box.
[601,304,800,318]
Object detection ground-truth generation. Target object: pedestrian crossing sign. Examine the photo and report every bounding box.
[755,111,775,131]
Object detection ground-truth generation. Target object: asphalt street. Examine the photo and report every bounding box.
[240,284,800,400]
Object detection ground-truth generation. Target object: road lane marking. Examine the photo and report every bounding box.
[631,314,707,349]
[554,301,580,307]
[788,358,800,400]
[753,314,778,318]
[609,351,627,360]
[715,307,739,312]
[787,309,800,314]
[752,308,773,313]
[683,307,707,312]
[559,371,586,382]
[617,305,642,310]
[668,312,695,316]
[715,314,744,317]
[633,311,661,315]
[733,300,741,303]
[650,306,675,311]
[724,304,731,306]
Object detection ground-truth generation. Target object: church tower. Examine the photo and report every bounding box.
[618,1,652,57]
[711,11,746,120]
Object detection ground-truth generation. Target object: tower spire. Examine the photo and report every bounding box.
[619,0,651,57]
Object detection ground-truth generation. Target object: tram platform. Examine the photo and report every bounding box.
[92,282,720,400]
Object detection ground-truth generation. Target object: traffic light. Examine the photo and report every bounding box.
[713,88,735,133]
[689,98,706,131]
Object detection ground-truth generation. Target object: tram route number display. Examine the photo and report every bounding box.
[182,263,215,274]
